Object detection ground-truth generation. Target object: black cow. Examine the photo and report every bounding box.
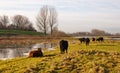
[79,38,86,43]
[79,38,90,46]
[85,38,90,46]
[96,37,104,42]
[92,37,95,42]
[59,40,68,54]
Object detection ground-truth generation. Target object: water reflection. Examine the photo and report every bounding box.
[0,43,56,60]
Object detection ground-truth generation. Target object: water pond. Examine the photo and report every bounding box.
[0,43,57,60]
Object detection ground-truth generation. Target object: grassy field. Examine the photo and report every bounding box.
[0,30,43,36]
[0,38,120,73]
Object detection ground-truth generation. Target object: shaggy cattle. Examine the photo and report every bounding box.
[79,38,86,43]
[79,38,90,45]
[85,38,90,46]
[28,48,43,57]
[96,37,104,42]
[92,37,95,42]
[59,40,68,54]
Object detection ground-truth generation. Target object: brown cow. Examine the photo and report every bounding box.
[28,48,43,57]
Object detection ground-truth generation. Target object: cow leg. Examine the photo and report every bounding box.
[61,49,64,54]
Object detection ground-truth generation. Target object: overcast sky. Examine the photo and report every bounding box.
[0,0,120,33]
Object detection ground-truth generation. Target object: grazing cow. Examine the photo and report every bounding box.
[92,37,95,42]
[28,48,43,57]
[96,37,104,42]
[79,38,86,43]
[59,40,68,54]
[85,38,90,46]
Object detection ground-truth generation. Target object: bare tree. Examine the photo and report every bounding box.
[36,6,49,36]
[26,22,36,31]
[8,24,16,30]
[12,15,30,30]
[0,15,9,29]
[48,6,57,36]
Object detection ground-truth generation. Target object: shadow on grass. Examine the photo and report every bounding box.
[44,54,57,57]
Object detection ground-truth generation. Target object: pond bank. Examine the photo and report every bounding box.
[0,36,62,47]
[0,43,57,60]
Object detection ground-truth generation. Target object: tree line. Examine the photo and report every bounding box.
[0,15,36,31]
[69,29,120,36]
[0,5,58,36]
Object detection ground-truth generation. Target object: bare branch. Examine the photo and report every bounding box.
[36,5,49,36]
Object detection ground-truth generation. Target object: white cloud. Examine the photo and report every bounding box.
[0,0,120,33]
[58,11,120,33]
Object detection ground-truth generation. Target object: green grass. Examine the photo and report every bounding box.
[0,30,44,36]
[0,39,120,73]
